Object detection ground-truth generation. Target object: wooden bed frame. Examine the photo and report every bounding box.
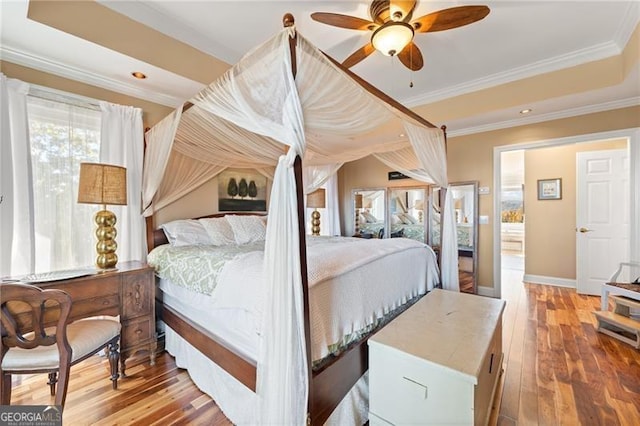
[145,14,447,425]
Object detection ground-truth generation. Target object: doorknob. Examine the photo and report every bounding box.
[578,227,593,233]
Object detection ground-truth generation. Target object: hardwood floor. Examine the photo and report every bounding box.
[7,274,640,425]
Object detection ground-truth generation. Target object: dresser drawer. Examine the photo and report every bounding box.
[122,272,152,319]
[369,342,475,425]
[122,316,154,348]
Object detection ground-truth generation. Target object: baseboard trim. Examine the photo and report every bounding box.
[523,274,576,288]
[477,285,496,297]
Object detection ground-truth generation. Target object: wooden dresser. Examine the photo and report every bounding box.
[28,261,157,376]
[368,289,505,426]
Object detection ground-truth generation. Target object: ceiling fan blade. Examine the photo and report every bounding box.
[311,12,376,31]
[397,42,423,71]
[412,5,490,33]
[390,0,417,22]
[342,43,376,69]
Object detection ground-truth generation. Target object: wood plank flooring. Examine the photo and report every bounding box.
[7,276,640,425]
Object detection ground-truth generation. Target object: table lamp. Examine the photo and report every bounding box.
[307,188,326,236]
[354,194,363,235]
[77,163,127,269]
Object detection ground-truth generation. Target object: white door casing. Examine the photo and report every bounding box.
[576,149,629,295]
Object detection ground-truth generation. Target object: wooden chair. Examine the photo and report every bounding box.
[1,283,121,408]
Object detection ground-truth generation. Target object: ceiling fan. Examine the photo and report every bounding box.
[311,0,490,71]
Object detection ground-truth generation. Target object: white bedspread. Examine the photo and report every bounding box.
[154,236,439,362]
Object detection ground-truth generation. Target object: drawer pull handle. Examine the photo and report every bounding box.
[489,353,494,374]
[102,300,109,305]
[403,376,428,399]
[135,329,142,335]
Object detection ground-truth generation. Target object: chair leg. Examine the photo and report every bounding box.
[107,341,120,390]
[1,371,12,405]
[48,372,58,396]
[54,363,71,409]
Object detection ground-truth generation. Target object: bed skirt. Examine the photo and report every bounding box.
[165,325,369,425]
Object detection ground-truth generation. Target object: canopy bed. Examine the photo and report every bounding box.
[142,14,458,425]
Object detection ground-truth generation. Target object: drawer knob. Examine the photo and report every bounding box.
[135,329,142,335]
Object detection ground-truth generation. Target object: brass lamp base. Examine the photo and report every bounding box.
[95,209,118,269]
[311,209,321,236]
[354,208,360,235]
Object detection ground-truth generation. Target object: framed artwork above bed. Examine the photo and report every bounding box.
[218,169,267,212]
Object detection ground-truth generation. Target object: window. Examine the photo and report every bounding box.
[27,95,101,272]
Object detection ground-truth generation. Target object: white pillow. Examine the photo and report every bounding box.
[161,219,211,247]
[358,213,367,224]
[404,213,418,224]
[391,214,401,225]
[398,213,413,225]
[362,211,378,223]
[226,215,267,245]
[199,217,235,246]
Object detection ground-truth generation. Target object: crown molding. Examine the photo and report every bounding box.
[402,41,622,107]
[1,46,185,107]
[448,97,640,138]
[614,2,640,49]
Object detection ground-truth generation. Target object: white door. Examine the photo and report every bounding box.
[576,149,629,295]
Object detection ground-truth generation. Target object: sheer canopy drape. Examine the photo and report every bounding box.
[142,26,456,424]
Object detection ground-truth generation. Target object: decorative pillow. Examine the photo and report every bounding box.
[362,211,378,223]
[358,213,367,224]
[398,212,413,225]
[404,213,418,224]
[161,219,211,247]
[199,217,235,246]
[391,214,401,225]
[226,215,267,245]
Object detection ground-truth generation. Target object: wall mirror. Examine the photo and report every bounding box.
[429,182,479,294]
[388,187,427,242]
[352,188,386,238]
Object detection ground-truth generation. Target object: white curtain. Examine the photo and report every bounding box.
[142,107,181,216]
[99,102,146,261]
[0,74,34,277]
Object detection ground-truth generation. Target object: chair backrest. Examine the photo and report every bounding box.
[0,283,72,361]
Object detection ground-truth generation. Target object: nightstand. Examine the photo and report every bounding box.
[27,261,157,376]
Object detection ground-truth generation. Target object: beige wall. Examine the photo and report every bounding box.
[0,61,172,128]
[524,139,627,280]
[340,106,639,289]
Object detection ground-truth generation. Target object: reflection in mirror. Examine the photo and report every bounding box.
[352,189,386,238]
[389,187,427,242]
[430,183,479,294]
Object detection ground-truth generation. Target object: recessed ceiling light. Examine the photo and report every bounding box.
[399,133,405,137]
[131,71,147,79]
[520,108,532,114]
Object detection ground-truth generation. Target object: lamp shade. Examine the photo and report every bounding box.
[354,194,363,209]
[454,198,463,209]
[371,21,414,56]
[413,199,424,210]
[78,163,127,206]
[307,188,326,209]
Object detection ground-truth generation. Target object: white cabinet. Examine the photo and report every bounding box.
[369,289,505,425]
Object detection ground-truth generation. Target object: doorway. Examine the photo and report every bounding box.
[500,150,525,292]
[492,129,639,299]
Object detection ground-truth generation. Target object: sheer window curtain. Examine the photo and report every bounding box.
[0,74,34,277]
[99,102,146,261]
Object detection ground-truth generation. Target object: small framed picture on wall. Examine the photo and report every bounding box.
[537,178,562,200]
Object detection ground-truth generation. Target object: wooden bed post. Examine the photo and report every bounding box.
[283,13,314,425]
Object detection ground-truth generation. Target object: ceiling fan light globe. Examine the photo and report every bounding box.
[371,22,414,57]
